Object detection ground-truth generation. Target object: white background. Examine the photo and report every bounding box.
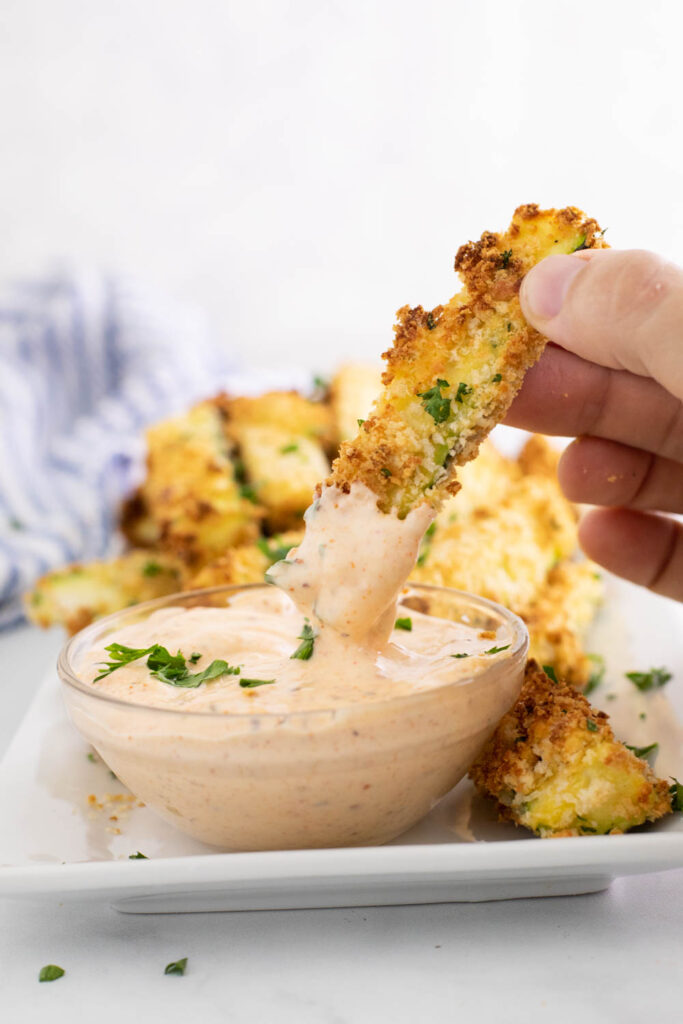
[1,0,682,372]
[2,3,683,1020]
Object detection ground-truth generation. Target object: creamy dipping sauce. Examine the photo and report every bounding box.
[66,483,527,849]
[82,587,510,714]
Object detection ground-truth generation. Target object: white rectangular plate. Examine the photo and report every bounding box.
[1,575,681,912]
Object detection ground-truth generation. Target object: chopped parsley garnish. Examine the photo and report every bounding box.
[485,644,510,655]
[491,373,502,383]
[86,752,96,763]
[189,652,201,664]
[39,965,65,982]
[500,249,512,268]
[129,851,148,859]
[455,382,472,403]
[95,643,157,680]
[586,719,599,732]
[639,712,647,721]
[257,537,295,565]
[625,667,672,692]
[312,374,329,394]
[164,958,188,976]
[95,643,238,688]
[357,418,365,427]
[418,379,451,424]
[142,560,163,577]
[380,467,392,478]
[584,654,605,696]
[239,678,276,688]
[166,659,237,689]
[669,778,683,812]
[280,443,299,454]
[240,483,259,503]
[625,742,658,759]
[290,621,317,660]
[506,322,512,332]
[395,617,412,631]
[426,312,436,330]
[451,652,470,659]
[543,664,558,684]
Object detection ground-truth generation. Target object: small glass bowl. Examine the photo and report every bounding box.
[59,583,528,851]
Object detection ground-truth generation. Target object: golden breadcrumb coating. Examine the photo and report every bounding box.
[469,661,672,837]
[119,490,161,549]
[329,363,383,443]
[523,560,604,690]
[517,433,561,479]
[141,401,261,568]
[329,205,607,515]
[412,473,579,614]
[218,391,333,530]
[25,550,184,635]
[218,391,336,453]
[189,531,303,589]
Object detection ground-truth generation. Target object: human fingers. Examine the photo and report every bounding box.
[505,344,683,463]
[558,436,683,513]
[520,249,683,402]
[579,508,683,602]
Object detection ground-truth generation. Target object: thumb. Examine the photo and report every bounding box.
[519,249,683,403]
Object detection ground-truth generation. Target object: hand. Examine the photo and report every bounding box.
[507,248,683,601]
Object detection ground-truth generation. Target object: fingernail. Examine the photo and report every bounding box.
[521,254,585,321]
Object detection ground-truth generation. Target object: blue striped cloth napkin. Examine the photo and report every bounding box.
[0,271,236,628]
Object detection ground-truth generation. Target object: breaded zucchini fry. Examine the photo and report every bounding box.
[517,433,561,478]
[523,560,603,690]
[329,363,383,443]
[412,473,579,613]
[141,401,261,568]
[119,489,160,548]
[189,531,303,589]
[233,426,328,531]
[220,391,336,453]
[330,205,606,515]
[25,551,184,635]
[220,392,333,530]
[470,661,672,836]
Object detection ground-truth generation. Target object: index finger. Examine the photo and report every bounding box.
[505,344,683,463]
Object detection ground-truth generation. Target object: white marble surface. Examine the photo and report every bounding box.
[1,624,682,1022]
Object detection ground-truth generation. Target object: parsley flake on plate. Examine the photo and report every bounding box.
[625,742,659,760]
[239,678,276,689]
[164,958,188,976]
[394,617,412,631]
[39,965,65,982]
[625,667,672,692]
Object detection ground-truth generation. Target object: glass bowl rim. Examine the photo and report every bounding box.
[58,582,529,720]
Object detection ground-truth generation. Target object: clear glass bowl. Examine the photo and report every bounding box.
[58,583,528,851]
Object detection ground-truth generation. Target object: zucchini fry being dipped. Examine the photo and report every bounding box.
[271,205,606,641]
[330,205,606,516]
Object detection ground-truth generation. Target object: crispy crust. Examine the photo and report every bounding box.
[328,205,607,514]
[470,661,672,836]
